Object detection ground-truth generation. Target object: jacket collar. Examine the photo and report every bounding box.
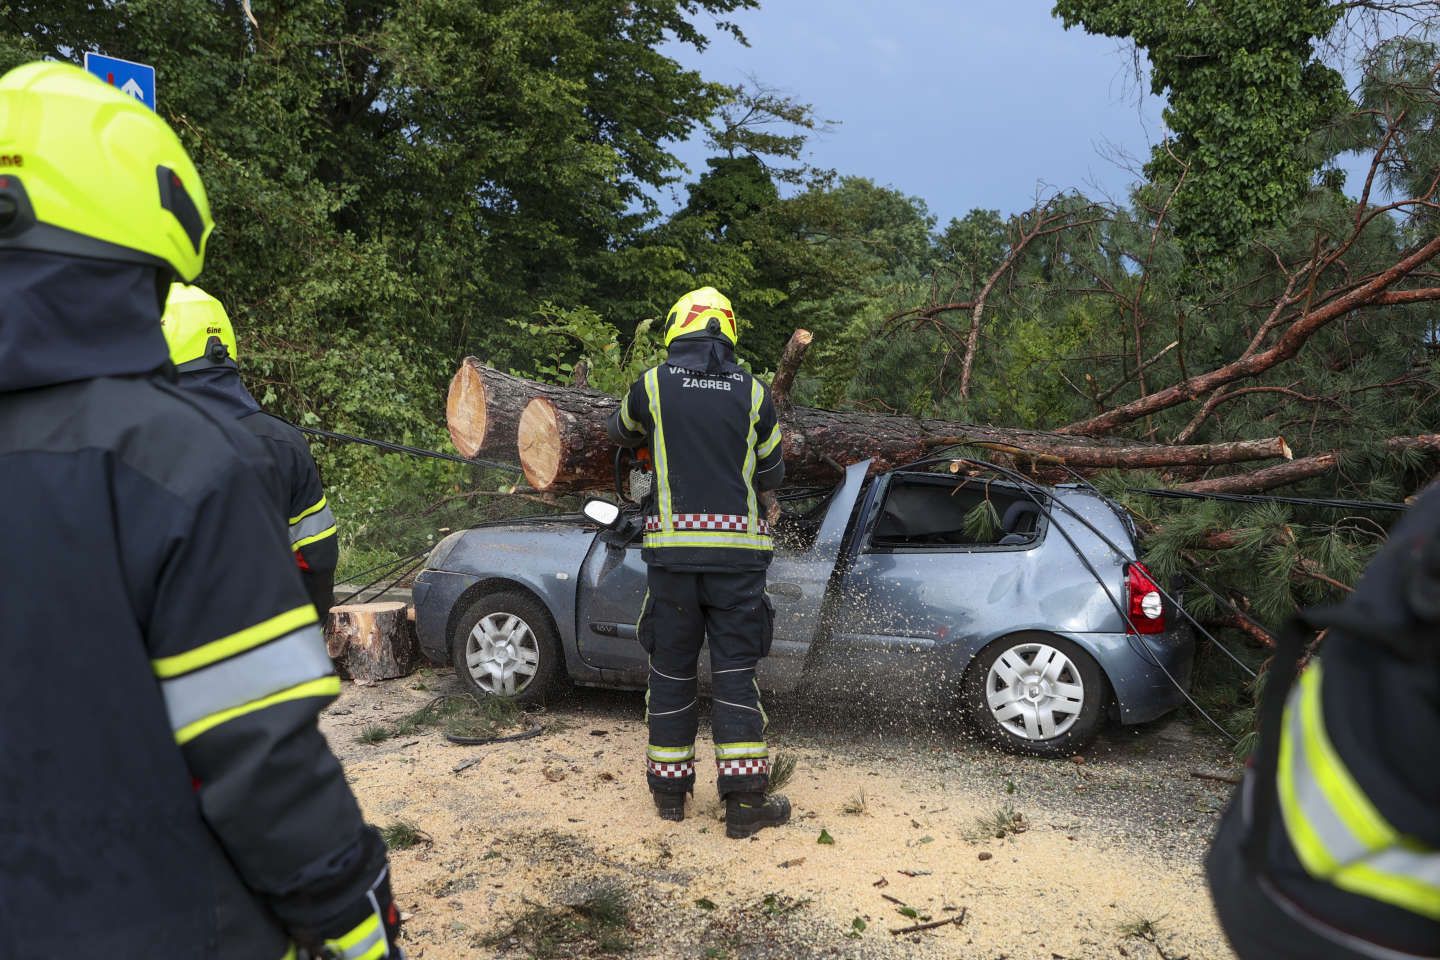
[0,250,169,393]
[665,335,743,376]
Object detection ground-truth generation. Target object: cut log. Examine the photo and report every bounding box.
[517,390,619,491]
[447,359,584,461]
[325,601,417,684]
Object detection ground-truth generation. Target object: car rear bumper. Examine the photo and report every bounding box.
[411,567,479,664]
[1084,626,1195,724]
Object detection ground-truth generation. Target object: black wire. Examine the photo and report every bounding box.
[290,422,524,474]
[908,454,1242,744]
[336,548,431,606]
[1128,487,1406,513]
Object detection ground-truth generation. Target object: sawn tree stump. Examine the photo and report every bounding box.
[325,601,417,683]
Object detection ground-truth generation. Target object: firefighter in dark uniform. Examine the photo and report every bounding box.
[606,286,791,838]
[0,63,401,959]
[162,283,339,617]
[1206,481,1440,959]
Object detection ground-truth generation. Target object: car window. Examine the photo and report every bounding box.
[772,484,838,554]
[870,475,1046,551]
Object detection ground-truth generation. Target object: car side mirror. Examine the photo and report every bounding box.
[583,498,622,529]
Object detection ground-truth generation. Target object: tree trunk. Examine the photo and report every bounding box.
[325,601,417,683]
[504,372,1296,492]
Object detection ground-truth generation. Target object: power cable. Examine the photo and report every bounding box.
[290,422,524,474]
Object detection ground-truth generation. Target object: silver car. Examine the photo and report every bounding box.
[412,460,1194,757]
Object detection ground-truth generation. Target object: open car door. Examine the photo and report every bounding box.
[574,460,871,693]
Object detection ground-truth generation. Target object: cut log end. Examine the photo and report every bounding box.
[445,359,487,458]
[518,398,563,490]
[1280,437,1293,461]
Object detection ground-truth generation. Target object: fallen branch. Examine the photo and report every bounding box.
[890,908,966,936]
[1174,434,1440,495]
[771,328,812,411]
[1190,770,1242,786]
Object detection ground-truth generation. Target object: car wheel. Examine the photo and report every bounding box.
[451,591,561,705]
[961,633,1106,758]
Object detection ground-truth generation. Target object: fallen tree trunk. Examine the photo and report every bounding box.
[501,372,1297,492]
[445,359,601,461]
[325,601,417,683]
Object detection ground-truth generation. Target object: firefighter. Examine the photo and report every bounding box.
[606,286,790,839]
[0,63,400,958]
[162,283,339,617]
[1206,482,1440,959]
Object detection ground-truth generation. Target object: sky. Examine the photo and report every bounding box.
[657,1,1168,226]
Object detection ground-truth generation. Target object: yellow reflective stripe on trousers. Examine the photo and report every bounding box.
[756,423,781,458]
[714,742,768,759]
[160,625,333,733]
[643,530,773,550]
[175,676,341,745]
[278,946,297,960]
[1277,659,1440,920]
[290,502,337,548]
[645,368,672,534]
[326,910,387,960]
[152,605,317,679]
[744,379,762,536]
[647,744,696,761]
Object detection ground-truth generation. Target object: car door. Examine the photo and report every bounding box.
[811,471,1052,687]
[574,461,870,693]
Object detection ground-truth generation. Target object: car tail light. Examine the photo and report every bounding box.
[1126,562,1165,635]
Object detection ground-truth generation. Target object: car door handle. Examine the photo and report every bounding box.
[766,582,803,602]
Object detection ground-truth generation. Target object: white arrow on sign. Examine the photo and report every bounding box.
[119,78,146,103]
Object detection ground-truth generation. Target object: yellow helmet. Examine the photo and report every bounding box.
[663,286,737,347]
[0,61,212,281]
[161,283,238,369]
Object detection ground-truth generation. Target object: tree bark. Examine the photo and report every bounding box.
[325,601,417,683]
[771,328,812,411]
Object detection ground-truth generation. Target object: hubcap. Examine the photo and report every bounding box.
[465,613,540,696]
[984,642,1085,741]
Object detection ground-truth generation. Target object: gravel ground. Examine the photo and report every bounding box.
[323,670,1242,960]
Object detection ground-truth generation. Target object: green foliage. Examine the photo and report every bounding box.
[380,819,428,850]
[1053,0,1348,258]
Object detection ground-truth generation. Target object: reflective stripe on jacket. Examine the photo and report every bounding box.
[1277,659,1440,922]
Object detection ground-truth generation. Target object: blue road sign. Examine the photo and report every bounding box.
[83,52,156,111]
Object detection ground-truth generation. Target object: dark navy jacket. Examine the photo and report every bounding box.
[0,252,383,959]
[607,335,784,571]
[176,367,338,617]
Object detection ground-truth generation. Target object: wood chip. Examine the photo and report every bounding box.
[779,857,806,869]
[451,757,482,774]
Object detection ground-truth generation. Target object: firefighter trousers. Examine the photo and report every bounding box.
[638,567,774,797]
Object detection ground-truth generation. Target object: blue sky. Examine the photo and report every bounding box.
[659,2,1168,225]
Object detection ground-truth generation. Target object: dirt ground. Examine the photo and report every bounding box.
[321,670,1242,960]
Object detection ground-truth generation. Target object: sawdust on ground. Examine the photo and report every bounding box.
[323,672,1239,960]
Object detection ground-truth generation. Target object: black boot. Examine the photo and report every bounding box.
[653,790,686,822]
[725,791,791,839]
